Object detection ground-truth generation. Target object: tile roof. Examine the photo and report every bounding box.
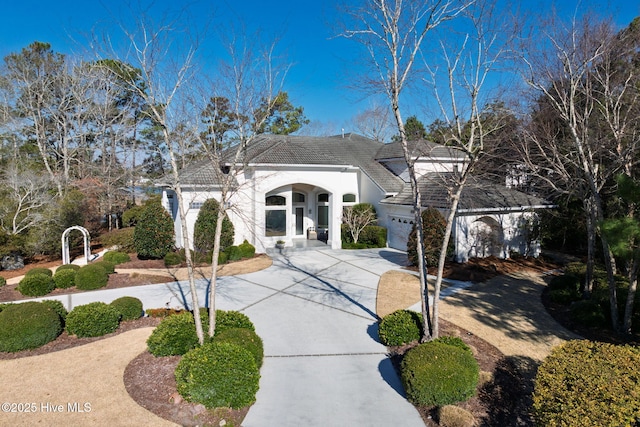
[381,173,553,212]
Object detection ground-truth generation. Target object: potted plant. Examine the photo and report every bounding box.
[275,240,285,249]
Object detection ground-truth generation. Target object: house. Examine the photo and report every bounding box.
[160,133,552,262]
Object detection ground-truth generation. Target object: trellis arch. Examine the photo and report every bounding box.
[61,226,91,265]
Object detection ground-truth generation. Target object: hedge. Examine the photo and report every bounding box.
[401,341,479,406]
[175,341,260,409]
[65,302,121,338]
[533,340,640,427]
[0,302,62,352]
[102,251,131,265]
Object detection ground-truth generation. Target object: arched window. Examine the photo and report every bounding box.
[342,193,356,203]
[318,193,329,203]
[293,192,306,203]
[266,195,286,206]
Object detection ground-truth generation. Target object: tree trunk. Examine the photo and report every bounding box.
[207,205,226,337]
[623,258,638,334]
[583,197,595,297]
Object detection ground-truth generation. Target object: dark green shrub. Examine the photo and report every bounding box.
[175,341,260,409]
[65,302,121,338]
[102,251,131,265]
[75,264,109,290]
[17,273,55,297]
[569,300,607,327]
[226,246,242,262]
[533,340,640,427]
[164,251,182,267]
[359,225,387,248]
[218,251,228,265]
[56,263,80,272]
[548,288,580,304]
[215,310,255,336]
[25,267,53,277]
[547,274,580,292]
[133,200,174,259]
[0,302,62,352]
[53,268,76,289]
[41,299,68,322]
[110,296,143,321]
[216,327,264,368]
[378,309,423,346]
[92,260,116,274]
[401,341,479,406]
[0,276,5,287]
[407,208,453,266]
[193,199,234,254]
[99,227,135,252]
[147,311,200,356]
[434,336,472,354]
[238,240,255,259]
[122,204,146,227]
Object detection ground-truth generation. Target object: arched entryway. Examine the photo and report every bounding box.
[469,216,503,258]
[61,226,91,265]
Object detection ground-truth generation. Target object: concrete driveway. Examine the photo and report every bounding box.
[29,248,424,426]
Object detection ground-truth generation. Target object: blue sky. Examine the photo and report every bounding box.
[1,1,638,134]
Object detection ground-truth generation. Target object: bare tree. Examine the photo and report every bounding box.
[519,11,635,331]
[342,204,377,244]
[422,0,516,338]
[351,101,394,142]
[341,0,471,340]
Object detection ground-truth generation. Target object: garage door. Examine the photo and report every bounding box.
[387,215,414,251]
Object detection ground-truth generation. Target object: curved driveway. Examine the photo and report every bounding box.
[26,248,424,426]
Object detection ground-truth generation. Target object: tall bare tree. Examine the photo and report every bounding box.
[341,0,471,340]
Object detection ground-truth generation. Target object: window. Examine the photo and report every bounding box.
[265,194,286,236]
[342,193,356,203]
[293,192,306,203]
[189,201,204,210]
[318,193,329,203]
[266,195,286,206]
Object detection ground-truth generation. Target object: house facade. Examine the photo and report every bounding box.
[161,133,552,262]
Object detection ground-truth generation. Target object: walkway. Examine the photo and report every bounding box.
[4,248,425,426]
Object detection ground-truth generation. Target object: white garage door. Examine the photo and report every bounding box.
[387,215,414,251]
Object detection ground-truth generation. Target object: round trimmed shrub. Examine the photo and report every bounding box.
[17,273,55,297]
[215,310,255,336]
[378,309,423,346]
[533,340,640,427]
[102,251,131,265]
[53,268,76,289]
[434,335,472,354]
[110,296,143,321]
[0,302,62,352]
[238,240,255,259]
[134,200,175,259]
[92,260,115,274]
[218,251,228,265]
[65,302,121,337]
[147,311,200,356]
[164,251,182,267]
[193,198,234,254]
[75,264,108,290]
[41,299,68,323]
[56,264,80,272]
[401,341,479,406]
[216,327,264,368]
[225,246,241,261]
[25,267,53,277]
[175,341,260,409]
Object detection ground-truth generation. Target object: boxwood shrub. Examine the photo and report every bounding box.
[164,251,182,267]
[216,327,264,368]
[17,273,56,297]
[92,260,116,274]
[0,302,62,352]
[533,340,640,427]
[110,296,143,321]
[175,341,260,409]
[75,264,109,290]
[401,341,479,406]
[378,309,423,346]
[25,267,53,277]
[225,245,242,262]
[56,264,80,272]
[65,302,121,338]
[215,310,255,335]
[102,251,131,265]
[53,268,76,289]
[238,240,255,259]
[41,299,68,323]
[147,311,201,356]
